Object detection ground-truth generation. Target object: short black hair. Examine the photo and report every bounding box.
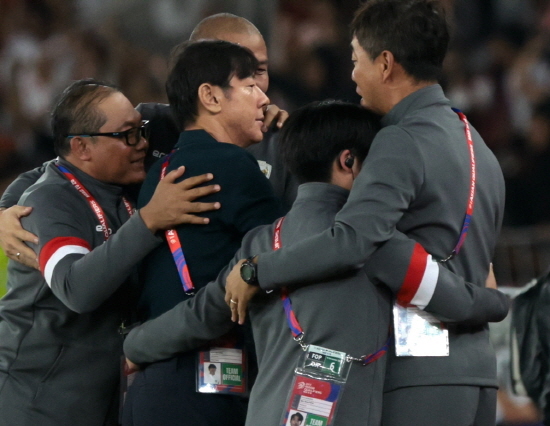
[208,364,216,370]
[278,100,380,184]
[291,412,304,422]
[166,40,259,130]
[351,0,449,82]
[51,79,119,158]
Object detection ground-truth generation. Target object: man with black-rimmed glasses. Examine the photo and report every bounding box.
[0,79,219,426]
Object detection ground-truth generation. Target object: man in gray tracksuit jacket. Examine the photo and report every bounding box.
[124,101,508,426]
[0,80,212,426]
[225,2,506,424]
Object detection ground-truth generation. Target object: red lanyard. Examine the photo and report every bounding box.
[273,217,304,339]
[273,216,391,365]
[160,151,195,295]
[441,109,476,262]
[56,163,133,241]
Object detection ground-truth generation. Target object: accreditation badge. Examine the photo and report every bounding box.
[280,345,351,426]
[196,334,248,395]
[393,303,449,356]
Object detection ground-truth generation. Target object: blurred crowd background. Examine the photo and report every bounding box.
[1,0,550,423]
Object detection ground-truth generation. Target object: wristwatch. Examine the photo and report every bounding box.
[240,256,259,286]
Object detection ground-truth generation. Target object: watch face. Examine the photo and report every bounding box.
[241,263,255,282]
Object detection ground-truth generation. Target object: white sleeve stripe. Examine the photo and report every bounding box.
[44,245,90,288]
[410,255,439,309]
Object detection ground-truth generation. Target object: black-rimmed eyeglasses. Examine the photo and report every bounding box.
[65,120,149,146]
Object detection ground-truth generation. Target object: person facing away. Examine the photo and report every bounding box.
[0,13,296,270]
[224,1,506,425]
[0,79,218,426]
[121,40,283,426]
[123,100,509,426]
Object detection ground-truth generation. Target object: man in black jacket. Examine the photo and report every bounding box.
[121,40,283,426]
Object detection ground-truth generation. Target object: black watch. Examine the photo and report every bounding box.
[240,256,259,287]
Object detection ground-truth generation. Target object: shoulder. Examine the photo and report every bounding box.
[20,165,75,206]
[370,125,422,159]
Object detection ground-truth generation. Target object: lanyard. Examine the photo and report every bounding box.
[440,109,476,262]
[273,216,391,365]
[56,164,133,241]
[160,151,195,295]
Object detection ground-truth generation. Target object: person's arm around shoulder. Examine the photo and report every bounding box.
[226,127,425,323]
[254,126,423,288]
[124,259,233,366]
[35,167,221,313]
[124,222,270,367]
[364,232,509,325]
[0,161,52,268]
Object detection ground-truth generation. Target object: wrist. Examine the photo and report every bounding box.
[138,207,159,233]
[240,256,260,287]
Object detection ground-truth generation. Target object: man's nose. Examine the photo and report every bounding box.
[257,87,270,107]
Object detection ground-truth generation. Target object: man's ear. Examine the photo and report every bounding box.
[69,136,92,161]
[379,50,396,83]
[198,83,223,114]
[338,149,354,171]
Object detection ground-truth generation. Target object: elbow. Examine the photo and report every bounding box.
[50,280,103,314]
[63,298,99,314]
[52,288,101,314]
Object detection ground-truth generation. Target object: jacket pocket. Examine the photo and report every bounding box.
[33,345,65,400]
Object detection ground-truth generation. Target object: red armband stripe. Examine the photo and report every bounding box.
[40,236,91,287]
[397,243,439,308]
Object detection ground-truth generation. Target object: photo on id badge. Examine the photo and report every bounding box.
[287,410,307,426]
[203,362,221,386]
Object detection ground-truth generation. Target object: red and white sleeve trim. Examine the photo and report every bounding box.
[396,243,439,309]
[40,237,91,288]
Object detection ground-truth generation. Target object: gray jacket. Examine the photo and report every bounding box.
[256,85,506,390]
[0,159,160,426]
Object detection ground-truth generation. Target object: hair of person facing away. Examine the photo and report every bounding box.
[351,0,450,83]
[278,100,381,184]
[51,78,119,158]
[166,40,259,131]
[189,12,262,42]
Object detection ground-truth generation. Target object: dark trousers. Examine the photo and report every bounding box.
[122,355,247,426]
[382,385,497,426]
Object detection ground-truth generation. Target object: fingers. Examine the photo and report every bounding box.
[231,301,239,323]
[9,247,39,270]
[262,104,288,132]
[485,262,497,289]
[0,206,39,269]
[236,300,248,325]
[125,358,140,375]
[275,109,289,128]
[179,213,212,225]
[180,184,221,202]
[162,166,186,183]
[178,173,215,190]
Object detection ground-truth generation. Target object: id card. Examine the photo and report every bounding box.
[280,345,350,426]
[196,336,248,395]
[393,303,449,356]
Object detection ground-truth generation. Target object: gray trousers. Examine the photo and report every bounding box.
[382,385,497,426]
